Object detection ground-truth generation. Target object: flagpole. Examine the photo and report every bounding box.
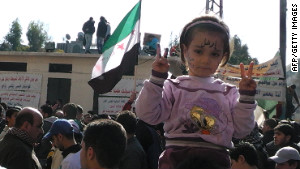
[134,0,142,94]
[134,66,137,92]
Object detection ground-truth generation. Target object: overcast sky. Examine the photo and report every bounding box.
[0,0,298,66]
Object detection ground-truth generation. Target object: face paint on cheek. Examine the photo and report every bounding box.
[186,53,195,68]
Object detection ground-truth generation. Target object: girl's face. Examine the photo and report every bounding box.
[183,31,225,77]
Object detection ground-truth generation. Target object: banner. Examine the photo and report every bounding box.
[100,76,144,97]
[0,91,40,108]
[215,75,286,101]
[217,52,284,78]
[98,97,129,115]
[0,73,42,91]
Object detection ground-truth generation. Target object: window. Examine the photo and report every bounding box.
[49,64,72,73]
[0,62,27,72]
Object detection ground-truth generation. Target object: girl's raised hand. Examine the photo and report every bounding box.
[239,61,257,91]
[152,44,170,73]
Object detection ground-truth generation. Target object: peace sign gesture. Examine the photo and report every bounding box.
[152,44,170,73]
[239,61,257,91]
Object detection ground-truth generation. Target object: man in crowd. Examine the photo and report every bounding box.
[286,84,300,119]
[44,119,81,169]
[266,124,300,156]
[0,107,44,169]
[269,146,300,169]
[262,118,278,146]
[96,16,107,54]
[80,119,127,169]
[82,17,95,54]
[230,142,259,169]
[116,110,148,169]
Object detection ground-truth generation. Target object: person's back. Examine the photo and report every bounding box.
[119,136,148,169]
[96,16,107,54]
[97,18,107,38]
[136,120,163,169]
[82,17,95,54]
[116,111,148,169]
[82,18,95,35]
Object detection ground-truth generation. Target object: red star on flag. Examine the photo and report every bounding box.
[117,43,124,50]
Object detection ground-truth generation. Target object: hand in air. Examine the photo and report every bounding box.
[152,44,169,73]
[239,61,257,91]
[129,91,136,102]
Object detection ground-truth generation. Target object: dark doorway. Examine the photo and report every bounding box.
[47,78,71,106]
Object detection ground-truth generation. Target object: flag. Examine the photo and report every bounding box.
[88,1,141,94]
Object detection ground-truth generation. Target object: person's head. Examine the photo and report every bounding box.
[54,109,64,118]
[274,124,295,146]
[100,16,105,22]
[40,104,53,118]
[262,118,278,134]
[269,147,300,169]
[92,114,111,121]
[83,113,92,125]
[290,85,296,90]
[89,17,93,21]
[15,107,44,143]
[5,108,19,127]
[179,15,230,77]
[56,99,63,106]
[116,110,137,136]
[43,119,74,151]
[76,104,84,121]
[230,142,259,169]
[63,103,78,120]
[80,119,127,169]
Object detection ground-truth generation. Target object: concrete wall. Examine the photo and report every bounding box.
[0,51,183,112]
[0,51,98,111]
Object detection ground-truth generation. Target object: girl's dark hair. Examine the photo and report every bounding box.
[180,15,230,67]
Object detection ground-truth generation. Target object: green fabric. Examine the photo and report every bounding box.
[257,99,278,119]
[102,1,141,52]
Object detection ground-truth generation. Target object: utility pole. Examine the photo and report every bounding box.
[280,0,286,77]
[280,0,287,119]
[206,0,223,18]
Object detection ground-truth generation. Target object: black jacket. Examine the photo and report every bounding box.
[96,21,107,38]
[266,140,300,156]
[82,20,95,34]
[0,133,41,169]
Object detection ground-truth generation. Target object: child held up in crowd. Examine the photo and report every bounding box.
[135,15,257,169]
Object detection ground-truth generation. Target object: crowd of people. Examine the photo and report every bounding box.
[0,14,300,169]
[82,16,111,54]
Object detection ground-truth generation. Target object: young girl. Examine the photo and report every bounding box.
[135,15,257,169]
